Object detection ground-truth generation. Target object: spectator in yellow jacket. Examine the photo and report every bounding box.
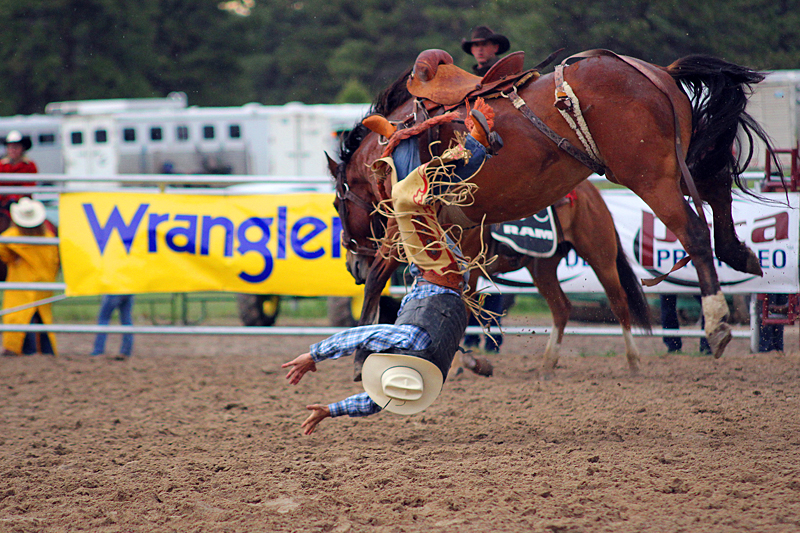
[0,198,59,356]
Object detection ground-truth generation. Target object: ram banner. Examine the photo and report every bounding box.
[59,192,365,297]
[481,191,799,294]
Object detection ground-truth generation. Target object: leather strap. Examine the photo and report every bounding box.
[641,256,692,287]
[505,88,606,175]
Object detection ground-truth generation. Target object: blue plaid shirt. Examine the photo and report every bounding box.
[328,392,382,417]
[310,279,460,417]
[309,281,458,363]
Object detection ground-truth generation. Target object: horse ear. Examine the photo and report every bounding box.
[325,152,339,176]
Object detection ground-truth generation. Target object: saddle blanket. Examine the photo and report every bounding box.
[490,206,558,258]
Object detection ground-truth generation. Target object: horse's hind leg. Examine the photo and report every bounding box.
[630,181,731,358]
[529,254,571,375]
[704,185,762,275]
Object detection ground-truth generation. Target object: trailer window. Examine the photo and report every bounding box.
[71,131,83,145]
[95,129,108,143]
[123,128,136,142]
[177,125,189,141]
[150,127,163,141]
[38,133,56,145]
[229,124,241,139]
[203,125,215,140]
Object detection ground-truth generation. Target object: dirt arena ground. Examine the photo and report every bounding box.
[2,316,800,533]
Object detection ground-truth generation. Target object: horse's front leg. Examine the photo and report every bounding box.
[634,184,731,358]
[357,252,400,326]
[529,255,571,376]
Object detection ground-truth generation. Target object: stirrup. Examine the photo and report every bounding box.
[487,131,503,156]
[469,110,503,156]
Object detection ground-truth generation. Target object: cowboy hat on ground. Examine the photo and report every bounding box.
[461,26,510,56]
[3,130,32,151]
[362,353,445,415]
[10,198,46,228]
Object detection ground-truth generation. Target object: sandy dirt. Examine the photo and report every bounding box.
[2,316,800,533]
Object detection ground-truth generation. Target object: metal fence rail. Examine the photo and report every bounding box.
[0,174,769,346]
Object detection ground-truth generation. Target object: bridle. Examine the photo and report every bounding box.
[334,162,381,257]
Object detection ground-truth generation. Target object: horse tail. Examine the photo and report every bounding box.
[615,230,652,332]
[665,55,781,196]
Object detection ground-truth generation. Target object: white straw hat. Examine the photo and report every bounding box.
[4,130,32,151]
[362,353,444,415]
[10,198,46,228]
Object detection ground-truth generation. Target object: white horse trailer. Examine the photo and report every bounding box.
[55,100,369,177]
[0,95,369,179]
[744,70,800,170]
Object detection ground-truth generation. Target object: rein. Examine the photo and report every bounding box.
[334,165,380,257]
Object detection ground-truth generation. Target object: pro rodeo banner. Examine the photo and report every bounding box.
[60,192,364,297]
[482,191,799,294]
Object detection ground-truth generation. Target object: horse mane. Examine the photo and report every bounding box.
[337,67,413,172]
[371,67,412,117]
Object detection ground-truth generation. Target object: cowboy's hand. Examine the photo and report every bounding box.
[281,353,317,385]
[301,404,331,435]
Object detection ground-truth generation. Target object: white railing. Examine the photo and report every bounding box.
[0,173,773,346]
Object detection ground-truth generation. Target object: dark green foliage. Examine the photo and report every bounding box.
[0,0,797,114]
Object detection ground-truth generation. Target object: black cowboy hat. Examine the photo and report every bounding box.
[3,130,32,151]
[461,26,510,56]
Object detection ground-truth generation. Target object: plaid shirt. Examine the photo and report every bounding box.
[311,279,460,418]
[328,392,382,418]
[309,281,458,363]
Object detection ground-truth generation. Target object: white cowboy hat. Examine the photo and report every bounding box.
[4,130,32,151]
[10,198,46,228]
[362,353,444,415]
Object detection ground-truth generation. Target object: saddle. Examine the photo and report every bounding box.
[407,49,537,107]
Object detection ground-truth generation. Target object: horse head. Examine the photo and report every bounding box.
[327,129,386,284]
[329,69,418,286]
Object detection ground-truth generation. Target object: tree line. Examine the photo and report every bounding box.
[0,0,797,115]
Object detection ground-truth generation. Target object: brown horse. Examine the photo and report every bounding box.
[461,180,651,374]
[330,51,779,359]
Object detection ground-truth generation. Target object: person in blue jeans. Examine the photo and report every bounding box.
[660,294,711,354]
[91,294,135,359]
[463,293,505,352]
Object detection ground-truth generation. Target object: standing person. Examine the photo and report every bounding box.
[460,27,511,351]
[0,198,58,356]
[91,295,135,359]
[463,293,505,353]
[461,25,510,76]
[0,131,37,208]
[660,293,711,354]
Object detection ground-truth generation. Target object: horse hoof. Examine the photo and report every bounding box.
[708,323,732,359]
[470,356,494,377]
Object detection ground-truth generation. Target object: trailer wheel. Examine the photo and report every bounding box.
[237,294,280,327]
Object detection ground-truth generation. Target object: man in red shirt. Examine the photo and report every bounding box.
[0,130,37,208]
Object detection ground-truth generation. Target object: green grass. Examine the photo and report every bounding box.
[507,295,552,316]
[49,293,330,324]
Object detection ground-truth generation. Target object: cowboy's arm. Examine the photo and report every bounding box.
[328,392,382,417]
[309,324,429,362]
[300,394,381,435]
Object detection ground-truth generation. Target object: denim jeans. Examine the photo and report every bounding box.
[92,295,134,356]
[464,293,505,352]
[21,311,55,355]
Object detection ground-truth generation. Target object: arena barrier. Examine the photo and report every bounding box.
[0,173,793,351]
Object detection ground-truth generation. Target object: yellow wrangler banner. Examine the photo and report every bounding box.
[59,192,366,297]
